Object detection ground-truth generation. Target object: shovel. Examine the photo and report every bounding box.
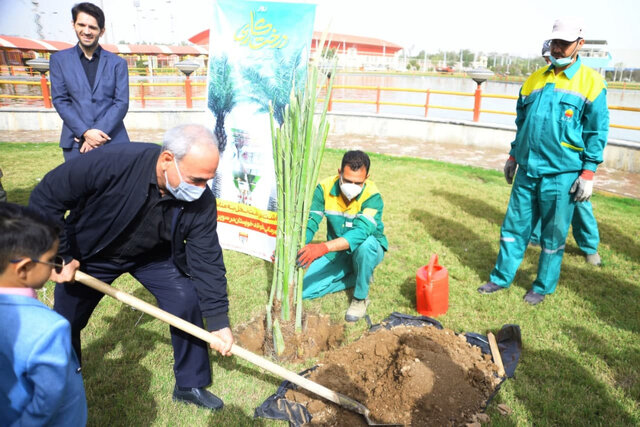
[74,271,397,426]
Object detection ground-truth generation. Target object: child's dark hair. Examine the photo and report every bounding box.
[341,150,370,174]
[72,2,106,29]
[0,203,60,271]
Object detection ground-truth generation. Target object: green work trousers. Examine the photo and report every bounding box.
[489,168,579,295]
[302,236,384,300]
[530,200,599,254]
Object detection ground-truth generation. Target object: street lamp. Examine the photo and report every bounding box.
[175,60,199,77]
[26,58,52,109]
[468,67,494,122]
[175,60,200,108]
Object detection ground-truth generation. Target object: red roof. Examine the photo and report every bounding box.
[0,35,207,56]
[188,29,403,53]
[0,35,72,52]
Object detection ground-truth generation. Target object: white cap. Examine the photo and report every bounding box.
[549,18,584,41]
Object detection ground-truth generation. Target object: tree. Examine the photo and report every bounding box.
[268,53,335,355]
[207,54,237,197]
[207,54,236,154]
[241,49,305,126]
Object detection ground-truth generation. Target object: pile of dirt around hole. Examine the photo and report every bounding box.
[234,313,345,362]
[285,324,502,426]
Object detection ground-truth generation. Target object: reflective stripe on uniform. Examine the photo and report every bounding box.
[542,245,566,254]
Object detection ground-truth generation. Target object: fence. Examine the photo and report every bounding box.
[1,75,639,134]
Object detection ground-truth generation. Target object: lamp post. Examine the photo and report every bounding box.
[468,67,494,122]
[175,60,199,109]
[26,58,52,109]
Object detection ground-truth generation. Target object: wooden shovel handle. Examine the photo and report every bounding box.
[74,271,369,416]
[487,332,506,377]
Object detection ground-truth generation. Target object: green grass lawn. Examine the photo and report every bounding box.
[1,142,639,426]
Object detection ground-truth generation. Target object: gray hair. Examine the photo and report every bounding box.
[161,124,218,160]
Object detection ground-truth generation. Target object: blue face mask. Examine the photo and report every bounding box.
[164,158,206,202]
[550,41,579,68]
[549,55,573,67]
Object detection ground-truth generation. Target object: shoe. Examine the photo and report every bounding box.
[523,290,545,305]
[345,298,370,322]
[172,385,224,410]
[585,253,601,266]
[477,282,506,294]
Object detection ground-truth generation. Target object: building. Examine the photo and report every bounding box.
[580,39,612,73]
[188,30,404,71]
[0,35,208,75]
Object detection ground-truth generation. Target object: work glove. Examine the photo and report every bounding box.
[296,243,329,269]
[570,170,594,202]
[503,156,517,185]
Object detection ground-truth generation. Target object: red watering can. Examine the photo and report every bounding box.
[415,254,449,317]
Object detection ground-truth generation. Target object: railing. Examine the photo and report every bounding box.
[1,76,639,134]
[321,84,640,132]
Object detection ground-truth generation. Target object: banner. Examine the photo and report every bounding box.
[206,0,316,260]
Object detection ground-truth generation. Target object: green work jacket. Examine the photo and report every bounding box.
[305,175,388,261]
[510,56,609,177]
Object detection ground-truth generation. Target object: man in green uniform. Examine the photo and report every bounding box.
[529,40,602,266]
[297,150,388,321]
[478,18,609,305]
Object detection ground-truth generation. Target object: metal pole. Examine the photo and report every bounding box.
[473,83,482,122]
[185,75,192,108]
[40,73,52,108]
[424,89,430,117]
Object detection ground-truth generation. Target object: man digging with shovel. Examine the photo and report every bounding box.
[29,124,234,411]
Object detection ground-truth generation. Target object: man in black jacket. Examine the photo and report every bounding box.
[29,124,233,411]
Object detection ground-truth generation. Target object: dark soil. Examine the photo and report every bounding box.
[235,313,345,362]
[288,325,501,426]
[236,318,501,426]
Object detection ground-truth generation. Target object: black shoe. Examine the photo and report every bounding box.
[477,282,505,294]
[172,385,224,410]
[523,290,545,305]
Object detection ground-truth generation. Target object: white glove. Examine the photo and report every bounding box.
[503,157,517,185]
[570,175,594,202]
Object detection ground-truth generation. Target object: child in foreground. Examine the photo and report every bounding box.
[0,202,87,426]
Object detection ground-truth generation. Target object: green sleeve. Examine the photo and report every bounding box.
[305,184,325,244]
[509,89,526,158]
[581,88,609,172]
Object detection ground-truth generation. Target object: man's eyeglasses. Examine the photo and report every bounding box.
[10,255,65,274]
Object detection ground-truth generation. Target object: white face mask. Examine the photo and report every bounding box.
[340,176,363,201]
[164,158,206,202]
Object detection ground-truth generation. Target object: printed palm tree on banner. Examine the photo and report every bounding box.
[207,54,237,197]
[241,48,305,126]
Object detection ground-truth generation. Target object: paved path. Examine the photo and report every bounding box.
[1,129,639,199]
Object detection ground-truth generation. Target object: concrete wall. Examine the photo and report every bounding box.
[1,108,639,172]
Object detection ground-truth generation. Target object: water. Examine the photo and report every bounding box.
[330,73,640,142]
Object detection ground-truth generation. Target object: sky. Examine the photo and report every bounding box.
[1,0,639,60]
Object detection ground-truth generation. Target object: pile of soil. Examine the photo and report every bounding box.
[284,324,502,426]
[235,313,345,361]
